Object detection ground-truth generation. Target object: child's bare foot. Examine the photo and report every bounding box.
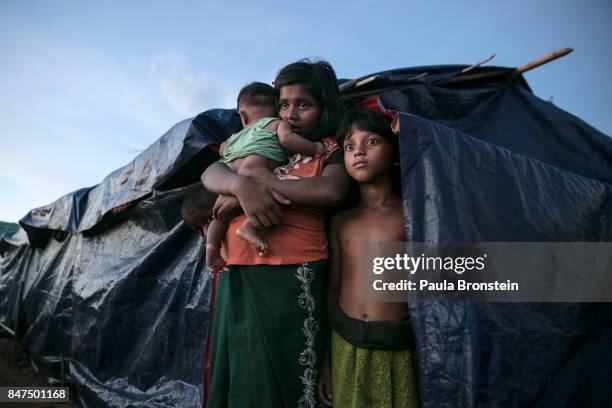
[236,222,268,256]
[206,243,226,272]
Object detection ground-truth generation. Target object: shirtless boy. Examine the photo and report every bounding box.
[205,82,325,270]
[318,109,419,407]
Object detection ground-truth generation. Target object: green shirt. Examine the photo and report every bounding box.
[220,117,290,164]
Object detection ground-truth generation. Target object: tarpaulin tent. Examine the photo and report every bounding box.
[1,62,611,407]
[1,109,241,407]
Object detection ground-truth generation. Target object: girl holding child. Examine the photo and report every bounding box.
[202,60,348,407]
[201,59,419,407]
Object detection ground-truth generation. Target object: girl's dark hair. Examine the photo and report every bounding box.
[274,59,343,138]
[337,109,402,194]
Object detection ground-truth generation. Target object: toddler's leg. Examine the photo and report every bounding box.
[206,219,228,271]
[228,156,282,256]
[236,220,268,256]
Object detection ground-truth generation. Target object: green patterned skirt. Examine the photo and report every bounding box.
[330,307,420,408]
[207,261,328,408]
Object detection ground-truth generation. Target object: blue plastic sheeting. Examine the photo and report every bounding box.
[380,83,612,185]
[18,109,241,238]
[399,112,612,407]
[1,108,240,407]
[67,189,211,407]
[1,187,212,407]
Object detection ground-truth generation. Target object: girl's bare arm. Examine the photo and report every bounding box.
[276,120,325,156]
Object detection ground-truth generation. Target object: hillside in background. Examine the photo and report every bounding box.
[0,221,19,236]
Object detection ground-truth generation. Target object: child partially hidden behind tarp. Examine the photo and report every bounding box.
[206,82,326,270]
[318,109,420,407]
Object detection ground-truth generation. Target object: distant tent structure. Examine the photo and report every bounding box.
[1,49,611,407]
[0,221,19,236]
[0,221,20,257]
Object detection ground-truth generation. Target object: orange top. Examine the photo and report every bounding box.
[222,137,339,265]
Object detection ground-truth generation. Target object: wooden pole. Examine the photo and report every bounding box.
[355,75,378,87]
[462,53,496,74]
[515,47,573,74]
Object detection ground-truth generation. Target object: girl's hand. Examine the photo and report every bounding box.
[318,357,333,406]
[234,177,291,230]
[314,142,326,156]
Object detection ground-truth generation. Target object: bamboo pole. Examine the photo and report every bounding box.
[515,47,573,74]
[462,53,496,74]
[355,75,378,87]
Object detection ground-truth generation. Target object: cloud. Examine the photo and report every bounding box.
[0,29,241,221]
[148,51,235,116]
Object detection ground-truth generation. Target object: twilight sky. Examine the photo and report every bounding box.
[1,0,611,222]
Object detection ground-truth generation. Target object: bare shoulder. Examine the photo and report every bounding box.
[322,162,348,179]
[330,207,361,232]
[263,119,279,131]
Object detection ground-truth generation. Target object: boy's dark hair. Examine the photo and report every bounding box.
[337,109,402,194]
[237,82,278,110]
[336,109,399,162]
[274,59,344,139]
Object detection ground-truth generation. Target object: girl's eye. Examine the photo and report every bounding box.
[279,102,288,109]
[344,144,354,151]
[367,138,378,145]
[298,102,307,109]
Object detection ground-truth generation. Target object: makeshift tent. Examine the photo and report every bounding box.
[1,61,611,407]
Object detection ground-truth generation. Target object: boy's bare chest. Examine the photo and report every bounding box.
[339,214,405,248]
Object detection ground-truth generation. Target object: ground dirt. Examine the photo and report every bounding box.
[0,337,71,407]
